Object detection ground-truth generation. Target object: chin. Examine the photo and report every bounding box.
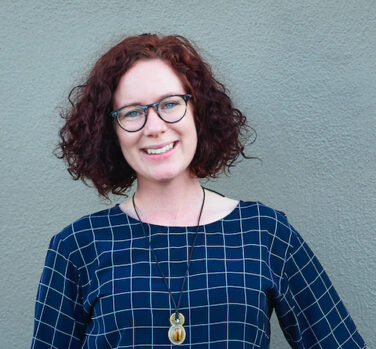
[149,167,191,183]
[154,172,182,182]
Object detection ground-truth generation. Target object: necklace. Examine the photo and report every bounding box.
[132,187,205,345]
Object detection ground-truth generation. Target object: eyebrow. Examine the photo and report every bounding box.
[119,92,185,109]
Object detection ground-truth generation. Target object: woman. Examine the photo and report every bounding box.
[31,34,366,348]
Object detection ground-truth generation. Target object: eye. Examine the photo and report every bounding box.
[160,96,183,111]
[161,101,178,110]
[164,102,177,109]
[126,110,142,118]
[120,107,144,119]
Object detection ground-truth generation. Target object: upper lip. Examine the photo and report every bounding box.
[141,141,176,150]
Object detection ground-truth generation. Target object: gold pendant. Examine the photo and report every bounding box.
[168,312,186,345]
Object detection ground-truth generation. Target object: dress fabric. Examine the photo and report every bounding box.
[31,201,366,348]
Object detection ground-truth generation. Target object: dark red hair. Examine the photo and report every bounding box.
[56,33,254,197]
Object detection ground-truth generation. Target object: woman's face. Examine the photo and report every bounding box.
[112,59,198,185]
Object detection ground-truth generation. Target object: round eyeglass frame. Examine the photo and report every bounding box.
[110,94,192,132]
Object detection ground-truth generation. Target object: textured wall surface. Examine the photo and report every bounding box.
[1,0,375,347]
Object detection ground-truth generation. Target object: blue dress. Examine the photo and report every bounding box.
[31,201,366,348]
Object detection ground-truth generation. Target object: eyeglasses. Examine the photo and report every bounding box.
[110,94,192,132]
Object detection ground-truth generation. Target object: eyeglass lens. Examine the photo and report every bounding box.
[117,95,188,132]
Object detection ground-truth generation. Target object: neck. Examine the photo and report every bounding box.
[133,174,204,226]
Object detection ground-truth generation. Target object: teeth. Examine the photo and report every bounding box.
[145,143,174,154]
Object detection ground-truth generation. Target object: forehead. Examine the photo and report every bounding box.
[113,59,185,107]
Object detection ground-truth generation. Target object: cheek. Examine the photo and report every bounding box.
[115,128,139,159]
[183,117,198,160]
[114,123,123,146]
[115,124,132,146]
[187,114,198,144]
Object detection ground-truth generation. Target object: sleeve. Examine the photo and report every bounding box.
[273,217,366,348]
[31,233,86,348]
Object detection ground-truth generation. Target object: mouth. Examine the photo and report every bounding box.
[142,141,177,155]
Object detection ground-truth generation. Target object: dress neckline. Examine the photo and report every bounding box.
[112,200,246,230]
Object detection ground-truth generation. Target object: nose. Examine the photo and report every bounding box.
[143,106,167,136]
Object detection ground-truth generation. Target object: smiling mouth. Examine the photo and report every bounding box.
[143,142,176,155]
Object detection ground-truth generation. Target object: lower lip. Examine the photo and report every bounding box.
[142,142,178,160]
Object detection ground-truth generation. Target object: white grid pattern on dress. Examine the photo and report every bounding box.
[31,201,366,348]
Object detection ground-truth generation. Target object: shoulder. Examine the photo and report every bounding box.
[238,201,301,248]
[49,205,122,255]
[238,200,289,227]
[238,201,307,276]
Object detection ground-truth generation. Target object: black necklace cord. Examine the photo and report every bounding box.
[132,187,206,319]
[201,186,225,197]
[175,188,205,316]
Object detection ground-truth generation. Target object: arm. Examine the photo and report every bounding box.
[31,233,86,348]
[273,216,366,348]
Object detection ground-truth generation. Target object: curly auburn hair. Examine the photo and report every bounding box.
[57,33,254,197]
